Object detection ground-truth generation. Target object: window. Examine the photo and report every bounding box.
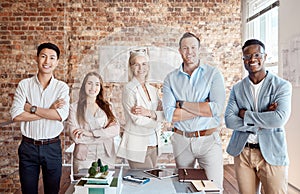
[244,0,279,74]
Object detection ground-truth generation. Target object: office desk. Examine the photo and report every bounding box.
[66,167,218,194]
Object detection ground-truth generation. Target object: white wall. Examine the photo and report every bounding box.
[279,0,300,189]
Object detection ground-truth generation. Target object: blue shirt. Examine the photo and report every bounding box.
[162,63,226,132]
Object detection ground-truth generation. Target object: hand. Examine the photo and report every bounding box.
[267,102,278,111]
[50,99,65,109]
[131,105,151,117]
[175,101,180,108]
[24,102,31,113]
[157,100,163,111]
[73,129,93,139]
[106,121,117,128]
[238,109,246,119]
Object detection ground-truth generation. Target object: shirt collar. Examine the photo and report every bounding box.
[178,62,205,76]
[33,74,55,88]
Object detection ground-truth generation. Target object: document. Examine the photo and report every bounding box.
[191,180,220,193]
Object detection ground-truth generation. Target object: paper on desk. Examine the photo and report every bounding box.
[191,180,220,192]
[122,177,176,194]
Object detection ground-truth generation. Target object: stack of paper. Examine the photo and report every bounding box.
[81,171,115,186]
[191,180,220,193]
[74,170,123,194]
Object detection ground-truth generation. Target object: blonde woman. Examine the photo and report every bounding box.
[68,72,120,174]
[117,49,164,169]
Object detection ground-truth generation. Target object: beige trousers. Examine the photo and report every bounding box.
[234,147,288,194]
[128,146,158,169]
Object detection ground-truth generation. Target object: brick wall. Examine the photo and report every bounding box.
[0,0,242,192]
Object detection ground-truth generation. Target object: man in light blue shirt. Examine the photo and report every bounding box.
[162,32,226,190]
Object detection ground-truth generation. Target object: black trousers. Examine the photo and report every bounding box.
[18,139,62,194]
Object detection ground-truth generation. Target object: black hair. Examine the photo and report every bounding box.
[179,32,200,48]
[37,42,60,59]
[242,39,265,52]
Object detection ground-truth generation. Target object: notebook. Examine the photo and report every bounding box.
[178,168,207,182]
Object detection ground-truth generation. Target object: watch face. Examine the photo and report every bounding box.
[30,106,37,114]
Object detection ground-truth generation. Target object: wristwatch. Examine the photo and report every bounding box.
[178,100,184,109]
[30,105,37,114]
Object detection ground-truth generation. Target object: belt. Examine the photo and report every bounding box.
[173,127,216,138]
[22,135,60,145]
[245,142,260,149]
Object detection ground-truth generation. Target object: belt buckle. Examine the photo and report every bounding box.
[194,131,200,137]
[187,131,200,138]
[33,139,45,145]
[33,140,39,145]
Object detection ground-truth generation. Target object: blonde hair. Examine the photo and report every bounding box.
[128,49,150,81]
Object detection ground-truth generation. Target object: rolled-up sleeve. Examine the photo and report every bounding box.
[55,83,70,121]
[10,81,26,119]
[208,69,226,117]
[162,75,176,122]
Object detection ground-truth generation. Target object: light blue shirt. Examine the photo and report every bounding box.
[162,63,226,132]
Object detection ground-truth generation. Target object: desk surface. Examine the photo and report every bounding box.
[66,168,216,194]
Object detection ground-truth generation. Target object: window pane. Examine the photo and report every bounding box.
[246,1,278,74]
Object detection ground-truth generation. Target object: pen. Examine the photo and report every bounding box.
[201,180,205,187]
[184,169,188,175]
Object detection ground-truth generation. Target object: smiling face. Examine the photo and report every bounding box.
[243,44,267,75]
[130,55,149,81]
[37,48,59,75]
[85,75,101,99]
[179,36,200,67]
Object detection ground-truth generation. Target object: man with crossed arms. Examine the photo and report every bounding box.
[163,32,226,190]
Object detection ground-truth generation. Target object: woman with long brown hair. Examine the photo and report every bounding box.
[68,72,120,174]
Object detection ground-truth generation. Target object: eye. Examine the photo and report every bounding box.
[242,55,250,60]
[254,53,261,58]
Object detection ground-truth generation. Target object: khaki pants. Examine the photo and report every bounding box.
[234,147,288,194]
[128,146,158,169]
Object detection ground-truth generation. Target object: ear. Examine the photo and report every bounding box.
[263,53,267,61]
[54,59,59,66]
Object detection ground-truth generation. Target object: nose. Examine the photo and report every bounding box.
[249,54,256,62]
[186,48,192,54]
[90,84,95,89]
[45,57,51,64]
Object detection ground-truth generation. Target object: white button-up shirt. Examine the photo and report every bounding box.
[10,75,70,140]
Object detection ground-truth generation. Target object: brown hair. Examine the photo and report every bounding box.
[179,32,200,48]
[77,72,115,127]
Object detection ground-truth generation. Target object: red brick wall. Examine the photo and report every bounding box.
[0,0,242,192]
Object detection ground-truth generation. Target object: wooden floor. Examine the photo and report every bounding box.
[15,164,239,194]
